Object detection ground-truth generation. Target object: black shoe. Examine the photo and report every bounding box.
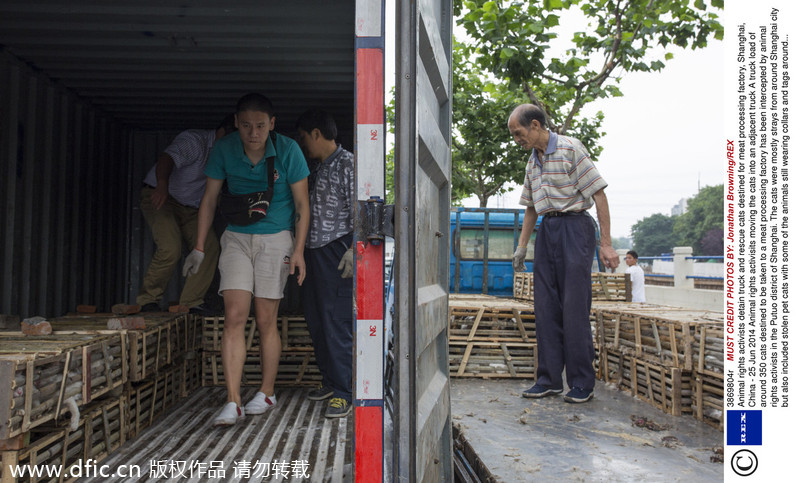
[189,303,216,316]
[564,387,594,403]
[140,303,161,312]
[325,398,352,418]
[522,384,563,398]
[307,384,334,401]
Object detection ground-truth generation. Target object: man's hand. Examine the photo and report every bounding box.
[598,245,619,270]
[290,250,306,286]
[512,246,527,272]
[150,185,169,210]
[182,249,205,277]
[338,247,354,278]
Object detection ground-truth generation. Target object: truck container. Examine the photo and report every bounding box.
[450,207,604,296]
[1,0,455,481]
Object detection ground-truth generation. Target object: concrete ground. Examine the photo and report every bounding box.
[451,379,723,482]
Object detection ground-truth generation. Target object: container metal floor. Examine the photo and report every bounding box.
[80,387,352,482]
[451,378,723,482]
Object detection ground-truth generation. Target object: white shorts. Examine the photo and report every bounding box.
[218,230,294,299]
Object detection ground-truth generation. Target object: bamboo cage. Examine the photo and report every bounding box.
[513,272,632,303]
[201,351,322,388]
[201,315,313,352]
[1,395,127,483]
[0,333,126,440]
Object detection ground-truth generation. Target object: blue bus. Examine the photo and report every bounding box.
[449,207,602,296]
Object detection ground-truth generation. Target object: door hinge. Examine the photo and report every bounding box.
[358,196,394,244]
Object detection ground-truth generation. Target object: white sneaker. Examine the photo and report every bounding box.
[244,392,277,415]
[213,401,245,426]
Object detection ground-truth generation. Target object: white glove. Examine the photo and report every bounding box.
[512,246,527,272]
[182,249,205,277]
[337,247,354,278]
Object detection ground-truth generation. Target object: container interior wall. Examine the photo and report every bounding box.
[1,49,311,319]
[1,49,135,319]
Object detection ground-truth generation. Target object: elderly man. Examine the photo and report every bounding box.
[508,103,619,403]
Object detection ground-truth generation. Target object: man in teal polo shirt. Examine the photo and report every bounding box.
[184,93,310,426]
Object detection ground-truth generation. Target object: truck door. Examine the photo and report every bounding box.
[394,0,454,480]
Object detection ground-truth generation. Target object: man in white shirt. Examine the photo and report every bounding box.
[624,250,646,303]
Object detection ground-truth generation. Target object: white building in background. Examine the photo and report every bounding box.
[671,198,688,216]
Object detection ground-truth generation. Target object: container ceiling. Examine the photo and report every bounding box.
[0,0,357,133]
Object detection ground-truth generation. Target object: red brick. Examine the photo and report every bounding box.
[21,317,52,336]
[111,303,141,315]
[169,304,190,314]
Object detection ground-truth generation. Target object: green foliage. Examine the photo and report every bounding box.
[631,213,678,256]
[673,184,724,255]
[385,90,395,205]
[451,42,530,206]
[630,185,724,257]
[454,0,724,152]
[612,236,632,250]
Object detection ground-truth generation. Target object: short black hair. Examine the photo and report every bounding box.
[514,104,547,128]
[216,113,237,135]
[236,93,274,118]
[627,250,639,260]
[295,109,338,140]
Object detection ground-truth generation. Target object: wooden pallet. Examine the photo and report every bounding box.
[592,304,719,371]
[449,306,536,342]
[513,272,632,302]
[201,351,322,387]
[692,370,723,430]
[599,348,693,417]
[450,341,536,378]
[48,314,203,383]
[1,395,127,483]
[201,315,313,352]
[0,333,127,440]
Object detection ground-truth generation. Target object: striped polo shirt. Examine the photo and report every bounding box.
[143,129,216,208]
[519,131,608,214]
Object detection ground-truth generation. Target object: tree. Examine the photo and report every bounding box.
[673,184,724,255]
[631,213,677,256]
[454,0,723,156]
[451,42,530,206]
[612,236,632,250]
[385,91,396,205]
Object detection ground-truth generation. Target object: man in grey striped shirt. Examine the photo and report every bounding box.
[138,116,235,314]
[295,109,354,418]
[508,103,619,404]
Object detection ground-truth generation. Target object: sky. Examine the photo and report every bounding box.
[384,2,725,240]
[474,39,725,239]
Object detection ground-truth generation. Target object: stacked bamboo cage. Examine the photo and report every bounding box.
[1,333,127,440]
[1,313,203,482]
[513,272,632,303]
[448,295,537,379]
[592,302,723,428]
[692,325,725,430]
[200,315,321,387]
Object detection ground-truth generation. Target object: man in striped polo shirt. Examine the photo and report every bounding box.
[508,103,619,403]
[138,115,236,314]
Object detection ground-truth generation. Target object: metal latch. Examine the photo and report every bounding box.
[358,196,394,245]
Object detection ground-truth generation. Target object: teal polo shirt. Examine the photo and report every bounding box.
[206,132,309,234]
